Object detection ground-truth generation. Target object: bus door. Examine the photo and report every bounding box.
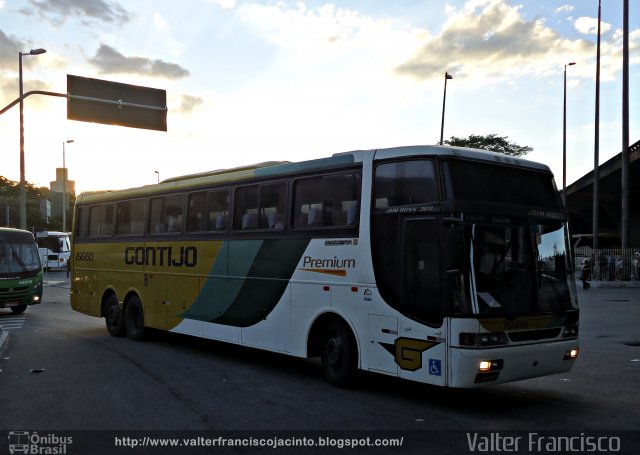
[398,217,447,386]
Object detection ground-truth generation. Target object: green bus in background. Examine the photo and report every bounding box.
[0,228,43,314]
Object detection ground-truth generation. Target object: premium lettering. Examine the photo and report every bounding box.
[302,256,355,269]
[124,246,197,267]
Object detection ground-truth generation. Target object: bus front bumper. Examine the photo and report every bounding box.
[449,339,579,388]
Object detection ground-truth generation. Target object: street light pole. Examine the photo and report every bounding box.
[439,72,453,145]
[18,48,47,230]
[155,171,160,184]
[562,62,576,207]
[62,139,74,232]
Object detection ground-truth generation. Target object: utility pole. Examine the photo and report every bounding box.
[621,0,629,249]
[593,0,601,253]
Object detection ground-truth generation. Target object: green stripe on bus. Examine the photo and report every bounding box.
[180,238,310,326]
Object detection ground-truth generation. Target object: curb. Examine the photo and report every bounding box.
[577,280,640,289]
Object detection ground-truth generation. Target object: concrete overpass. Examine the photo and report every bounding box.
[564,139,640,247]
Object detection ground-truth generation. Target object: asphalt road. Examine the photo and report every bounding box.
[1,271,639,454]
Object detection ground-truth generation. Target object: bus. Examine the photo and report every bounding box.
[70,145,579,388]
[0,228,43,314]
[36,231,71,270]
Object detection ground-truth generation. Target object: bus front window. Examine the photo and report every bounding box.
[0,241,41,276]
[468,221,575,316]
[533,222,575,312]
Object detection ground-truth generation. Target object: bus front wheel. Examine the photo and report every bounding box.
[321,321,357,387]
[10,305,27,314]
[124,296,146,341]
[104,295,125,337]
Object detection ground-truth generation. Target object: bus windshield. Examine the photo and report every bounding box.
[0,239,41,277]
[37,235,70,254]
[467,220,576,316]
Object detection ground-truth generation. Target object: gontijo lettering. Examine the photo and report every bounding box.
[124,246,197,267]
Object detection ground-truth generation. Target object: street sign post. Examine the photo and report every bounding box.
[67,75,167,131]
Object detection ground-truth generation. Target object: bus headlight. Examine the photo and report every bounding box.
[562,325,579,337]
[478,359,503,372]
[564,349,579,360]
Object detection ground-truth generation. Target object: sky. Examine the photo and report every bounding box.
[0,0,638,194]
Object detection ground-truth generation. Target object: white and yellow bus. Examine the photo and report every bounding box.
[70,145,579,388]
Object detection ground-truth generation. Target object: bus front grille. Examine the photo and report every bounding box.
[507,328,562,342]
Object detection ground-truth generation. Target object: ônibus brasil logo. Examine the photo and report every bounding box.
[8,431,73,454]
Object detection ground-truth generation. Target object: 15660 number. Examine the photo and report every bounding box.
[76,252,94,261]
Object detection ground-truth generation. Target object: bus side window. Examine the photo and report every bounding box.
[234,185,259,230]
[187,192,207,232]
[76,207,89,238]
[293,173,360,228]
[259,183,286,230]
[149,198,165,233]
[207,190,229,231]
[293,177,323,228]
[103,204,115,236]
[89,206,102,237]
[117,200,147,236]
[165,194,184,233]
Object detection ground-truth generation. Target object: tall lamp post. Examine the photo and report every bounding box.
[18,48,47,229]
[155,171,160,184]
[62,139,74,232]
[562,62,576,207]
[439,72,453,145]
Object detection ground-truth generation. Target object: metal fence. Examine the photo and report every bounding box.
[575,247,640,281]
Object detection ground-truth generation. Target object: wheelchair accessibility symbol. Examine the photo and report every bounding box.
[429,359,442,376]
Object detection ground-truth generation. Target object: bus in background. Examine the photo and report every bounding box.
[36,231,71,270]
[70,145,579,388]
[0,228,43,314]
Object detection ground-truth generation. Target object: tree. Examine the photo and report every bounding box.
[444,134,533,157]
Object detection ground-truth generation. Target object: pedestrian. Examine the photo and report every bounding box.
[597,253,607,281]
[634,252,640,281]
[616,257,623,280]
[608,254,615,281]
[581,258,591,289]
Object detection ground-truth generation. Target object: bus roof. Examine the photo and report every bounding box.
[0,228,37,241]
[76,145,551,205]
[35,231,69,238]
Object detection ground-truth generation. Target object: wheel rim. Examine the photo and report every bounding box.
[107,305,119,327]
[325,332,344,373]
[131,306,141,332]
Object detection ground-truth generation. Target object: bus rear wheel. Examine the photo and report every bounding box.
[104,295,125,337]
[321,321,357,387]
[124,296,146,341]
[10,305,27,314]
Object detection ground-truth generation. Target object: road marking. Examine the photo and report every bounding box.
[0,316,26,331]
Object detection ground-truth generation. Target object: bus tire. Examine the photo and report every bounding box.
[10,305,27,314]
[321,321,357,387]
[124,296,146,341]
[104,294,125,337]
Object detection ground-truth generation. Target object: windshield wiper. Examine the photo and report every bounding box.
[12,250,29,272]
[538,256,562,302]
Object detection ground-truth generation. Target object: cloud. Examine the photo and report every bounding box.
[212,0,235,10]
[153,12,167,31]
[88,44,190,80]
[177,94,204,115]
[23,0,130,25]
[574,17,612,35]
[555,5,574,14]
[395,0,592,81]
[0,29,23,66]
